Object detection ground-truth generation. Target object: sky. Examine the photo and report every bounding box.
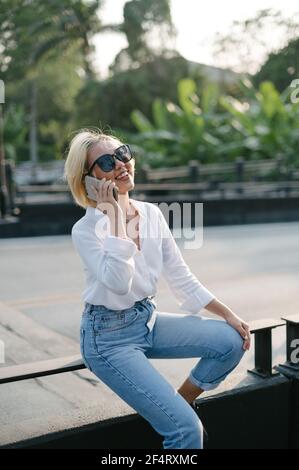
[92,0,299,78]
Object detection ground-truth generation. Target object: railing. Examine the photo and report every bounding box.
[1,314,298,449]
[1,315,298,385]
[13,156,299,203]
[138,157,292,183]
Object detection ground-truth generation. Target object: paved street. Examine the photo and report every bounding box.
[0,220,298,444]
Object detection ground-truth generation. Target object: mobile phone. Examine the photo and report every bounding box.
[84,175,119,202]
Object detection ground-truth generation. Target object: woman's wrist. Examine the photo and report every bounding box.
[205,298,234,320]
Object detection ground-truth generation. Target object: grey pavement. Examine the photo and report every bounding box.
[0,221,298,445]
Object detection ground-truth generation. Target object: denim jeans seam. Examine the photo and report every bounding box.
[80,328,93,372]
[93,351,185,447]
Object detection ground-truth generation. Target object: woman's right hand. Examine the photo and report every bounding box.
[92,178,121,217]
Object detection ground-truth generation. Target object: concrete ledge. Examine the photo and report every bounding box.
[0,372,291,449]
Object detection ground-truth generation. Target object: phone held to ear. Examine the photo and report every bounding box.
[84,175,119,202]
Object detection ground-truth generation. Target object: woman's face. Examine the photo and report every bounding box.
[86,140,135,194]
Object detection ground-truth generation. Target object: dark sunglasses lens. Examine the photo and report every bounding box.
[115,145,132,162]
[98,155,114,172]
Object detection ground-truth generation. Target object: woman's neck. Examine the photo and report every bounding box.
[118,192,131,214]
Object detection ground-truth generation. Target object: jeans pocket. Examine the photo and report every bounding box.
[93,308,139,334]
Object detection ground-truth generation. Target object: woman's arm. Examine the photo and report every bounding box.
[158,208,216,313]
[158,207,251,351]
[72,223,137,296]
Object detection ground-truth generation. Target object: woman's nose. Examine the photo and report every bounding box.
[114,158,126,170]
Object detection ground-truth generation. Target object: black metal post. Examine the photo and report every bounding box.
[248,319,285,378]
[188,160,200,183]
[235,156,244,196]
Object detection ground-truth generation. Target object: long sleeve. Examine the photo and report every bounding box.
[158,209,216,314]
[72,225,137,296]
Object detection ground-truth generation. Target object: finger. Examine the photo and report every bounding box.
[102,179,110,199]
[238,325,248,339]
[243,330,251,350]
[100,177,106,200]
[242,324,251,340]
[107,181,116,203]
[106,180,115,200]
[108,181,116,194]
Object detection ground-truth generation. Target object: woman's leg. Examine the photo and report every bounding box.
[80,306,204,449]
[146,312,246,393]
[177,379,204,404]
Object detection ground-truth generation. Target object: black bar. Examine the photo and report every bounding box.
[0,355,85,384]
[248,318,285,378]
[0,319,287,385]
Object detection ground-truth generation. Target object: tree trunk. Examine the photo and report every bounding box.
[29,80,38,182]
[0,104,8,218]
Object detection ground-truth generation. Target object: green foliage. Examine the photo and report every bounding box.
[0,0,175,163]
[3,104,27,161]
[129,77,299,169]
[254,37,299,92]
[73,55,193,132]
[0,0,103,79]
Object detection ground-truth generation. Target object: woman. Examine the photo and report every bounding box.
[64,129,251,450]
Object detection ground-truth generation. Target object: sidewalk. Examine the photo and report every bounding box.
[0,222,298,445]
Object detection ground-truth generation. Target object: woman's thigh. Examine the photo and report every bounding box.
[82,332,202,448]
[146,312,244,360]
[80,305,202,448]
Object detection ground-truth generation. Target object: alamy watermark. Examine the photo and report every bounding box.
[0,79,5,104]
[290,339,299,364]
[290,79,299,104]
[93,202,204,250]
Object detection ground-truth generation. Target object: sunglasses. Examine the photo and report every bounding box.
[85,144,133,175]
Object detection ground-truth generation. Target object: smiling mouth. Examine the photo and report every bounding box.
[115,170,131,181]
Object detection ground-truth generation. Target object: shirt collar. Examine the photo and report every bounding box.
[86,198,145,219]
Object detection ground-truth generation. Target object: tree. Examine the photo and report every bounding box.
[110,0,176,73]
[73,54,192,132]
[0,0,103,80]
[0,0,176,178]
[212,9,299,75]
[254,37,299,92]
[0,0,103,178]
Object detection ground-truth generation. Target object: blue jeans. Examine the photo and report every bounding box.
[80,297,245,449]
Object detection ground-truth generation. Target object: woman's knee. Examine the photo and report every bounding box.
[221,324,245,361]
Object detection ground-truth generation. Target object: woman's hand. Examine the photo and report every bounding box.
[92,178,129,239]
[92,178,121,215]
[205,298,251,351]
[225,312,251,351]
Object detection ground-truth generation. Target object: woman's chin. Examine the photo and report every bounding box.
[116,176,134,192]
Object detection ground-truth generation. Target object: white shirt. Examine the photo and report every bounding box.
[71,199,216,330]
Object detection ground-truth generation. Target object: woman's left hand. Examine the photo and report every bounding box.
[225,312,251,351]
[204,299,251,351]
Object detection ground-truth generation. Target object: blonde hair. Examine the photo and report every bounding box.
[63,128,122,209]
